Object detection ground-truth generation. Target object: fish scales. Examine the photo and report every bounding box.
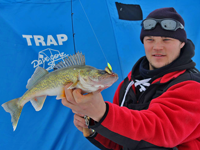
[19,66,81,104]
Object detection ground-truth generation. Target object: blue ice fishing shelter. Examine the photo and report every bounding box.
[0,0,200,150]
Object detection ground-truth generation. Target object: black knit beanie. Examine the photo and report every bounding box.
[140,7,187,43]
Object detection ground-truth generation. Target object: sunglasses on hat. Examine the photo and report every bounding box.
[141,18,184,31]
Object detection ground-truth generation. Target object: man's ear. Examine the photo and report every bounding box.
[180,42,185,49]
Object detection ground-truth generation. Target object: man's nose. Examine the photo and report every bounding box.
[153,41,163,50]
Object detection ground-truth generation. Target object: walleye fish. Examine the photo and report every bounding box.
[2,52,118,131]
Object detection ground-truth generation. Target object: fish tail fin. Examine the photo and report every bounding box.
[2,98,23,131]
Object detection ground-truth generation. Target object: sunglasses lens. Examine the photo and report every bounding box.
[142,19,183,31]
[161,20,177,30]
[143,19,157,30]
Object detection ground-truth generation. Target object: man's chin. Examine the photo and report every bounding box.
[149,63,166,70]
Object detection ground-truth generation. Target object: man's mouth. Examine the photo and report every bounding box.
[153,54,165,57]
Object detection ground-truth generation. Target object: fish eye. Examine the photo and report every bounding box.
[99,70,107,75]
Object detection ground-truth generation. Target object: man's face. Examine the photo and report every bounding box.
[143,36,185,70]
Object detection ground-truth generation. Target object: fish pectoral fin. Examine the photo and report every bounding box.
[68,81,79,89]
[56,89,66,100]
[30,96,47,111]
[56,81,80,100]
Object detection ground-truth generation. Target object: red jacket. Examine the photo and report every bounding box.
[88,69,200,150]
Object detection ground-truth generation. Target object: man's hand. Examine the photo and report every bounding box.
[61,83,107,122]
[73,113,87,132]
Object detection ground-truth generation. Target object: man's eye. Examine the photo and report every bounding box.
[163,39,170,41]
[147,39,153,41]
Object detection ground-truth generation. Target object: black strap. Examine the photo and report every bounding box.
[162,68,200,93]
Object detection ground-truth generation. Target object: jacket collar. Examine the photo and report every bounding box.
[152,70,186,84]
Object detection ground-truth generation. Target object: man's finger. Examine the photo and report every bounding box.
[64,83,77,105]
[93,89,102,95]
[73,88,87,104]
[61,97,76,110]
[74,114,88,128]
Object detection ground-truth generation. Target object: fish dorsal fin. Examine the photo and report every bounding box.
[26,67,48,89]
[54,52,85,70]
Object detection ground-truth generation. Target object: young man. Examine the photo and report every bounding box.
[62,7,200,150]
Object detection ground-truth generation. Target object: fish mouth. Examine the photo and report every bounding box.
[89,73,118,87]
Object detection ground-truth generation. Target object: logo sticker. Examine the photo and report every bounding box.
[31,48,68,71]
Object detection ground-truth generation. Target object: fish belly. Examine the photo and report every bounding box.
[43,86,64,96]
[20,86,64,106]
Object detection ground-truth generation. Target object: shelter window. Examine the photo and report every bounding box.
[115,2,143,21]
